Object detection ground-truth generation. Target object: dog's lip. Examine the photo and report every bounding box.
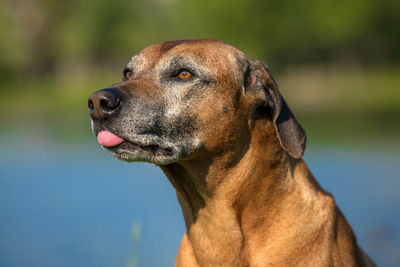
[97,130,175,156]
[110,140,175,156]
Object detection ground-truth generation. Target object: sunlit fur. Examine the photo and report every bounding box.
[90,40,376,267]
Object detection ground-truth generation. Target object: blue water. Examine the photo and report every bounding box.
[0,139,399,267]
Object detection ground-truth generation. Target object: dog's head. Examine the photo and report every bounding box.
[89,39,306,165]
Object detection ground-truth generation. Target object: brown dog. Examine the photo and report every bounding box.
[88,39,376,266]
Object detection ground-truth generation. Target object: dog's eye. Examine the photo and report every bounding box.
[123,69,132,80]
[178,70,193,79]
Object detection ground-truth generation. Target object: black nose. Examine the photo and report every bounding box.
[88,88,121,120]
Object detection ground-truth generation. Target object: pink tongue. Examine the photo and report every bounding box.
[97,130,124,147]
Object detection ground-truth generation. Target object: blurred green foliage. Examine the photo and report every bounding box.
[1,0,399,77]
[0,0,399,147]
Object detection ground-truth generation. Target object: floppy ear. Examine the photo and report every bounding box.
[244,60,307,158]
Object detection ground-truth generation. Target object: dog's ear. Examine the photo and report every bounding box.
[244,60,307,158]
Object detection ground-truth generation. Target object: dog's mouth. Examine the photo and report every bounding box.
[96,130,176,163]
[115,141,174,156]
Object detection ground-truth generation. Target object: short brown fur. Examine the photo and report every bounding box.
[89,39,376,267]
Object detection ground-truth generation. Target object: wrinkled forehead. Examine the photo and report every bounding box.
[126,40,247,76]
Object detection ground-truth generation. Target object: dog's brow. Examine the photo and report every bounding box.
[163,55,204,72]
[126,55,138,69]
[170,57,194,68]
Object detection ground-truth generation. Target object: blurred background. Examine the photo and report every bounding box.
[0,0,399,266]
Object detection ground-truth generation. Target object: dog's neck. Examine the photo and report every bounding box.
[160,119,323,266]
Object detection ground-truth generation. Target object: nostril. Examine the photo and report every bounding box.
[100,96,120,113]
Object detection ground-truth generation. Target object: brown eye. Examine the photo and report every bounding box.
[178,70,193,79]
[124,70,132,80]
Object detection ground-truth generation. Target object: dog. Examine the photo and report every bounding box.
[88,39,376,266]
